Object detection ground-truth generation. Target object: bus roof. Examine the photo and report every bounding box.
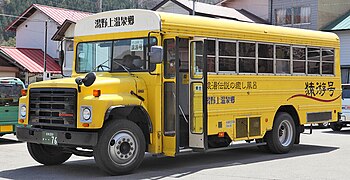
[75,9,339,47]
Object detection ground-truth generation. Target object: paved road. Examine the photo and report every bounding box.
[1,127,350,179]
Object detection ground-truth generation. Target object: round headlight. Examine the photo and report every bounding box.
[20,105,26,117]
[82,108,91,120]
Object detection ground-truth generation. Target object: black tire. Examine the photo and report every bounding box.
[266,112,296,154]
[94,120,146,175]
[27,143,72,165]
[330,122,343,131]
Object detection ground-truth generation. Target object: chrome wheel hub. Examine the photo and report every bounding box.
[278,120,293,147]
[108,130,137,166]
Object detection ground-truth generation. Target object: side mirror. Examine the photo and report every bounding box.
[83,72,96,87]
[149,46,163,64]
[75,72,96,88]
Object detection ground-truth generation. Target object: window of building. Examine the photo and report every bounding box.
[308,47,320,74]
[276,45,290,74]
[322,49,334,74]
[275,8,292,25]
[292,47,306,73]
[258,43,273,73]
[218,40,236,72]
[276,6,310,25]
[239,42,256,73]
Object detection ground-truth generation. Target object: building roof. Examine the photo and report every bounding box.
[153,0,254,22]
[323,10,350,31]
[6,4,92,31]
[52,19,76,41]
[0,47,61,73]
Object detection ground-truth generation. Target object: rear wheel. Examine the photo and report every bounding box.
[94,120,145,175]
[266,112,296,154]
[330,122,343,131]
[27,143,72,165]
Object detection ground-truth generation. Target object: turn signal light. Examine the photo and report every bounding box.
[218,132,225,137]
[19,119,24,123]
[21,89,27,96]
[93,89,101,97]
[82,123,90,127]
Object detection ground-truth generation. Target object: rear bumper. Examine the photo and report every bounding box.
[16,126,98,147]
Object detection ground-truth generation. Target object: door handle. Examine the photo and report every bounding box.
[5,110,9,112]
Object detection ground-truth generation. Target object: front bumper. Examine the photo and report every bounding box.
[16,126,98,147]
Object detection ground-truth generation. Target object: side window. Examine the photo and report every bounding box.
[190,41,203,78]
[207,40,216,72]
[276,45,290,74]
[164,39,176,78]
[219,41,236,72]
[258,43,273,73]
[308,47,320,74]
[292,47,306,74]
[239,42,256,73]
[322,49,334,74]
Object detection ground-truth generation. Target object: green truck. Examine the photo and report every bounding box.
[0,77,24,136]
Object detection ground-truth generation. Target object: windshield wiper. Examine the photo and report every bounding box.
[113,61,133,75]
[94,59,110,71]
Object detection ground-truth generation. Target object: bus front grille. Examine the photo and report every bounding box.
[29,88,77,127]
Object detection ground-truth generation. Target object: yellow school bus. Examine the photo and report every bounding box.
[16,9,341,175]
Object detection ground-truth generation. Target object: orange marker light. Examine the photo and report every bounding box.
[82,123,90,127]
[21,89,27,96]
[19,119,24,123]
[93,89,101,97]
[218,132,225,137]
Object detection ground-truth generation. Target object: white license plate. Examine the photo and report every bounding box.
[42,131,58,145]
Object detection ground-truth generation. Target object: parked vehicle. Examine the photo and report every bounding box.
[16,9,341,175]
[332,84,350,131]
[0,77,25,136]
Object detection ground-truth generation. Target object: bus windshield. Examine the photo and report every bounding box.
[0,81,23,106]
[76,37,157,73]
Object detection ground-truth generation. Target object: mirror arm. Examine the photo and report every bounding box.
[147,31,161,75]
[59,41,65,77]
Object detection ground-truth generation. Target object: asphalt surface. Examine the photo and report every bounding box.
[0,127,349,180]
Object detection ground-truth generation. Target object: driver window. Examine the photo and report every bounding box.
[164,39,176,78]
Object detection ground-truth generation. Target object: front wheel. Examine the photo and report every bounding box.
[27,143,72,165]
[266,112,296,154]
[94,120,146,175]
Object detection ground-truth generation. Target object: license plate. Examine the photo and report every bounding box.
[42,131,58,145]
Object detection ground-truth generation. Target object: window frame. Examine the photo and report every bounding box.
[217,39,237,74]
[275,43,291,75]
[306,46,321,76]
[291,45,307,75]
[257,42,274,75]
[238,40,257,74]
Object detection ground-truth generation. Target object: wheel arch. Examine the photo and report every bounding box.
[104,105,152,145]
[275,105,300,127]
[275,105,303,144]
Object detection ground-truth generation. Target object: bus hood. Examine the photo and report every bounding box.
[28,76,139,94]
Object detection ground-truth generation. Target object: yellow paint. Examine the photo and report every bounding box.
[19,10,341,157]
[0,125,13,132]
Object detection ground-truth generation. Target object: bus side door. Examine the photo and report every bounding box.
[189,39,208,150]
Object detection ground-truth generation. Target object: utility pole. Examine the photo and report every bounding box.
[43,20,49,81]
[192,0,196,16]
[99,0,102,12]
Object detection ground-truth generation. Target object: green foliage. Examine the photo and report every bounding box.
[1,37,16,46]
[0,0,221,44]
